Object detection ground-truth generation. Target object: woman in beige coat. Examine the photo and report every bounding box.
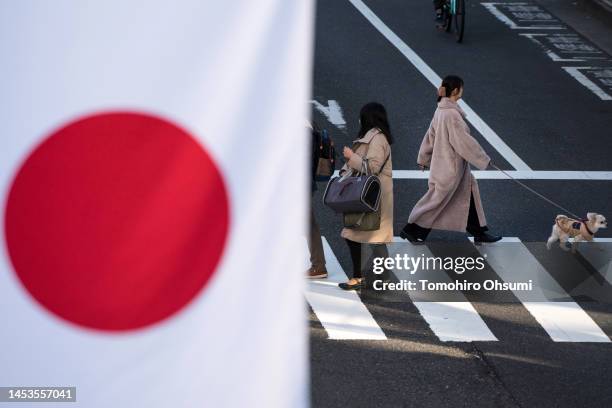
[338,102,393,290]
[401,75,501,243]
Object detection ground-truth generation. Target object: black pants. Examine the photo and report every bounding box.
[345,239,389,281]
[405,193,488,240]
[433,0,445,10]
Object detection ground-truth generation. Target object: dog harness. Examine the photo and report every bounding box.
[557,218,594,241]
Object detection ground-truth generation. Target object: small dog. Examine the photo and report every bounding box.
[546,213,607,251]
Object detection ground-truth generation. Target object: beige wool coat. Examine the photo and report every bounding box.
[340,128,393,244]
[408,98,490,232]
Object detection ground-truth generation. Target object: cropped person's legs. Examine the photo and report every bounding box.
[339,239,366,290]
[368,243,391,284]
[433,0,445,21]
[307,205,327,279]
[345,239,363,279]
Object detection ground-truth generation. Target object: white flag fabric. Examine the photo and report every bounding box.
[0,1,312,407]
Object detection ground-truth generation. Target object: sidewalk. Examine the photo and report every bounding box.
[536,0,612,56]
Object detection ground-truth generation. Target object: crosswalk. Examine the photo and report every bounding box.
[305,238,386,340]
[389,237,497,342]
[306,237,612,343]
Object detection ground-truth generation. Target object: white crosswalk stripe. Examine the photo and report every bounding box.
[305,238,387,340]
[470,237,610,342]
[389,237,497,342]
[577,238,612,286]
[306,237,611,343]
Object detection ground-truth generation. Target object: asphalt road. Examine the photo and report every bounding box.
[309,1,612,407]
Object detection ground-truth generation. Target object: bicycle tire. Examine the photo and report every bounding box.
[454,0,465,43]
[443,3,452,32]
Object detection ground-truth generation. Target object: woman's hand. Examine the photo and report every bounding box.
[343,146,353,160]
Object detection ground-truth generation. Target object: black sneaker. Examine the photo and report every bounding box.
[435,9,443,22]
[474,233,502,244]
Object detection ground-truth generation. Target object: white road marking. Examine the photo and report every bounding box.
[576,241,612,286]
[520,34,587,62]
[562,67,612,101]
[332,170,612,180]
[412,302,498,342]
[348,0,531,171]
[310,99,346,129]
[481,3,565,30]
[390,238,498,342]
[305,238,387,340]
[471,238,610,342]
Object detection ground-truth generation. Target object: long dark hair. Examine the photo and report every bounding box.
[437,75,464,102]
[357,102,394,145]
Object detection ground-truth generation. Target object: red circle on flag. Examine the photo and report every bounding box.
[4,111,230,332]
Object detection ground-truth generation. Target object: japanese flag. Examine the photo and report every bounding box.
[0,1,312,407]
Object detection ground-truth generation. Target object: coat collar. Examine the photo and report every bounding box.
[353,127,383,144]
[438,97,466,118]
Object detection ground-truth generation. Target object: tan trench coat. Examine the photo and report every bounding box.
[408,98,490,232]
[340,128,393,244]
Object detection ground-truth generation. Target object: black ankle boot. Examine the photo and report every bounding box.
[474,232,502,243]
[400,223,427,243]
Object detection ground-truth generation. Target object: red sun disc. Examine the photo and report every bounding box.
[4,111,230,331]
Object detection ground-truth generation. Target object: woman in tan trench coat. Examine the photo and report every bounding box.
[338,103,394,290]
[400,75,501,244]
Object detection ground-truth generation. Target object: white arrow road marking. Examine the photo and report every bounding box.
[310,99,346,129]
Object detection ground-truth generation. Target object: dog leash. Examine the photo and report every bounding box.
[489,162,583,220]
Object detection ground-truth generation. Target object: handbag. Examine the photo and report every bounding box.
[343,211,381,231]
[330,135,391,231]
[322,158,382,214]
[341,154,387,231]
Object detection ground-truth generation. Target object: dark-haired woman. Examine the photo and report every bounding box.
[338,102,393,290]
[401,75,501,244]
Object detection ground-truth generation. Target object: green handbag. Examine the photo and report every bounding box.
[343,211,381,231]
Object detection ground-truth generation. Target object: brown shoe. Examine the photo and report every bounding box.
[307,267,328,279]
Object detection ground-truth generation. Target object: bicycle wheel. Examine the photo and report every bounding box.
[443,2,452,32]
[453,0,466,42]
